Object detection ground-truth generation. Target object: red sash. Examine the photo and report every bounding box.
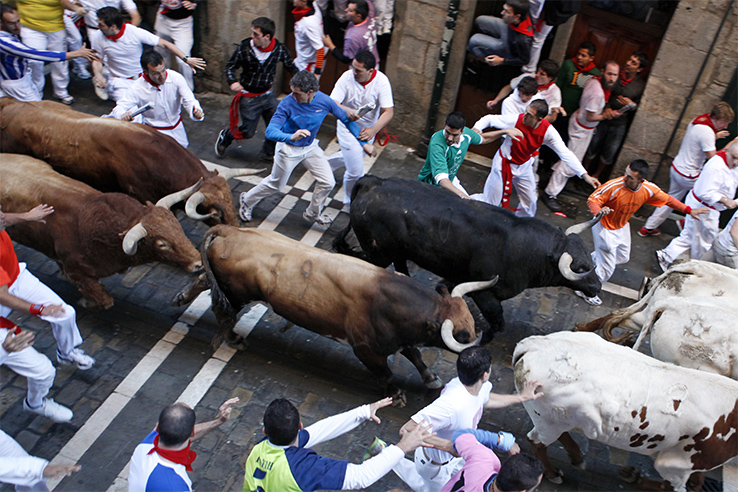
[500,115,549,208]
[692,113,717,133]
[229,90,268,140]
[150,115,182,131]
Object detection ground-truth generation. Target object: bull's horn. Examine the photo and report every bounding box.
[441,319,479,352]
[558,252,591,281]
[156,178,203,210]
[217,167,266,181]
[185,191,215,220]
[122,223,148,255]
[565,209,606,236]
[451,276,499,298]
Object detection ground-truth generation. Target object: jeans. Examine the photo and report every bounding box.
[223,92,278,156]
[467,16,510,59]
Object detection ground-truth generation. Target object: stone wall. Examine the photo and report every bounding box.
[616,0,738,185]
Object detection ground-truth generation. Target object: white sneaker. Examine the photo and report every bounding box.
[74,66,92,79]
[24,398,73,423]
[94,83,109,101]
[239,194,253,222]
[57,348,95,370]
[655,250,670,272]
[303,211,332,227]
[575,290,602,306]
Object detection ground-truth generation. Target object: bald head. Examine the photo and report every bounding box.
[158,403,196,447]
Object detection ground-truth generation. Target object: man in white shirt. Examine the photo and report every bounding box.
[657,144,738,270]
[90,6,204,101]
[154,0,198,90]
[112,50,204,148]
[541,60,619,213]
[1,429,79,491]
[392,346,542,492]
[80,0,141,31]
[488,60,563,120]
[291,0,325,76]
[327,50,393,209]
[641,101,736,236]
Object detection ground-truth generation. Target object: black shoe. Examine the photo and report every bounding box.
[541,194,562,213]
[258,152,274,163]
[214,129,230,158]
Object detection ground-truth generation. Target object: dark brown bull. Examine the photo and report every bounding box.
[0,154,203,309]
[190,225,497,401]
[0,98,262,226]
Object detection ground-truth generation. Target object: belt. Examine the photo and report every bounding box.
[691,190,716,210]
[671,162,700,180]
[113,75,138,80]
[574,117,596,130]
[423,448,450,467]
[150,114,182,131]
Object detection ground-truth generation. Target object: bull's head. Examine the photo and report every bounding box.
[183,168,265,226]
[439,277,499,352]
[556,211,606,297]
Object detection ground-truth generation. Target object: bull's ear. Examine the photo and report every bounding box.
[435,284,450,296]
[145,201,155,207]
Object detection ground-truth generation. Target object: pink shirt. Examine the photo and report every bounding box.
[439,433,502,492]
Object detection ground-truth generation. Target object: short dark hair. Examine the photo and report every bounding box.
[538,59,559,79]
[496,453,544,492]
[263,399,300,446]
[457,346,491,386]
[97,6,123,29]
[290,70,319,93]
[507,0,530,20]
[529,99,549,118]
[354,50,376,70]
[141,49,164,71]
[0,3,17,16]
[252,17,275,39]
[349,0,370,22]
[158,403,196,447]
[628,159,649,178]
[579,40,596,58]
[518,76,538,97]
[445,111,466,130]
[633,51,649,70]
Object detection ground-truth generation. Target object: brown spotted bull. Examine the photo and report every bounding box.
[0,154,202,309]
[194,225,497,401]
[0,98,262,226]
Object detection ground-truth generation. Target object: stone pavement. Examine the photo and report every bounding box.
[0,74,723,492]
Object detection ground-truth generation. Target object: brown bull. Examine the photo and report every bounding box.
[0,98,262,226]
[0,154,202,309]
[193,225,497,401]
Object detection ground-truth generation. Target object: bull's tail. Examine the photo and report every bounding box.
[200,231,237,348]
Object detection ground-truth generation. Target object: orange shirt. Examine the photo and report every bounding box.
[588,177,688,230]
[0,231,20,288]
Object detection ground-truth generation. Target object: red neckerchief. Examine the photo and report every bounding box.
[692,113,717,133]
[359,69,377,88]
[142,70,166,90]
[292,7,311,22]
[602,89,612,102]
[0,317,21,335]
[619,70,634,87]
[255,37,275,52]
[572,57,596,72]
[716,150,728,167]
[538,79,555,91]
[105,22,127,41]
[510,16,533,36]
[147,435,197,471]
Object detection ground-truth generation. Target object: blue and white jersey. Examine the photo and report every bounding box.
[128,431,192,492]
[0,31,66,81]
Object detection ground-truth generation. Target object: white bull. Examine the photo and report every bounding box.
[513,331,738,492]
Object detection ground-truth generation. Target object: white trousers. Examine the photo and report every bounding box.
[154,15,194,90]
[392,449,464,492]
[154,119,189,148]
[107,76,135,102]
[0,329,55,407]
[522,21,553,74]
[242,141,335,218]
[545,115,594,198]
[0,265,82,355]
[662,194,718,262]
[0,430,49,492]
[63,15,86,73]
[703,236,738,269]
[591,222,630,283]
[472,152,538,217]
[326,123,368,207]
[0,74,41,102]
[644,166,697,230]
[19,27,70,99]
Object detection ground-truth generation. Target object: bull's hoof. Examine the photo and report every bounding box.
[79,296,113,310]
[225,332,248,351]
[572,459,586,470]
[391,392,407,408]
[618,467,639,484]
[423,374,443,389]
[171,292,189,307]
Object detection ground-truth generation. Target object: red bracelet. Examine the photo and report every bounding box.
[29,304,44,316]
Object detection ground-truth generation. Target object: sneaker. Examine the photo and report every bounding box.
[545,469,564,485]
[302,211,332,227]
[541,194,562,213]
[575,290,602,306]
[637,226,661,237]
[57,348,95,370]
[94,83,109,101]
[361,437,387,462]
[239,193,253,222]
[676,218,685,232]
[655,250,670,272]
[214,129,229,158]
[74,66,92,80]
[57,94,74,105]
[24,398,73,423]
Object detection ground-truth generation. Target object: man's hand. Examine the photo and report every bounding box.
[230,82,244,92]
[508,442,521,455]
[520,379,543,402]
[359,126,378,140]
[182,0,196,9]
[2,330,34,353]
[93,75,106,89]
[720,198,738,209]
[717,130,732,140]
[43,464,81,479]
[345,108,359,121]
[42,304,66,318]
[186,57,207,72]
[583,174,600,189]
[322,35,335,51]
[121,112,134,122]
[25,204,54,223]
[362,143,377,157]
[217,397,240,423]
[486,99,500,110]
[193,108,204,119]
[396,419,435,454]
[616,96,633,106]
[689,206,711,221]
[291,129,311,141]
[505,128,523,142]
[368,397,393,424]
[485,55,504,66]
[68,47,98,61]
[551,106,567,117]
[599,206,614,216]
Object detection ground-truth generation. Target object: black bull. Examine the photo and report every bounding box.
[333,176,602,341]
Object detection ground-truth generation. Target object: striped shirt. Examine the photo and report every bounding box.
[0,31,66,81]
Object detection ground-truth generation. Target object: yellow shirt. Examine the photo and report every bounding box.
[17,0,64,33]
